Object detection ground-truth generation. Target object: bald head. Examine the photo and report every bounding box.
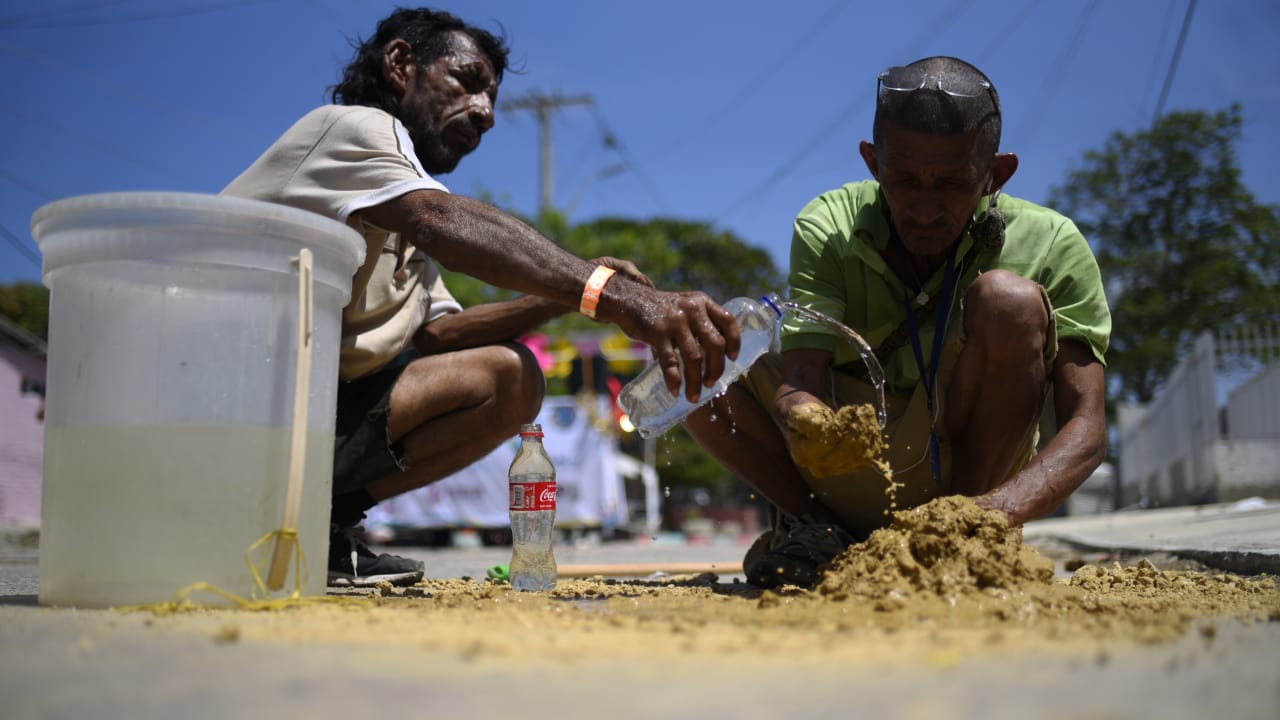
[873,56,1002,160]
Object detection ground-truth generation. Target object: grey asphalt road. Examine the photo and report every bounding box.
[1,500,1278,720]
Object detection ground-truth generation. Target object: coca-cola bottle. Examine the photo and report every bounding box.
[507,423,557,591]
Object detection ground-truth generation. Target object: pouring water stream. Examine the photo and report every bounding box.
[620,295,887,440]
[777,301,887,429]
[778,302,899,498]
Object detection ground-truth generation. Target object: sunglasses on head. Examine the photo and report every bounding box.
[877,66,992,98]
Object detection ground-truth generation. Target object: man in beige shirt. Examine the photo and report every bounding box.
[224,7,740,586]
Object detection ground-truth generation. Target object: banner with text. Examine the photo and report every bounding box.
[365,395,628,529]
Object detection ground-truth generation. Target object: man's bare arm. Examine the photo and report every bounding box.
[775,349,835,429]
[412,296,564,356]
[414,257,654,355]
[976,340,1108,525]
[362,190,594,305]
[359,189,741,401]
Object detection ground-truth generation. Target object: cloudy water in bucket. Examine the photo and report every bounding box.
[778,302,887,429]
[39,425,334,607]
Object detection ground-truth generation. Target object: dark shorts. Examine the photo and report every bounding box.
[332,355,413,496]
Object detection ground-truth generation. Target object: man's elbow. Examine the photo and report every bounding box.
[1076,411,1109,475]
[401,191,454,256]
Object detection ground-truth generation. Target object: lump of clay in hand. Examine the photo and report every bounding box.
[786,402,885,478]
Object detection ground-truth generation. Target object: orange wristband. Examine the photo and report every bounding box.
[579,266,616,319]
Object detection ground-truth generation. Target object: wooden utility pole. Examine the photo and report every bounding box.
[501,91,594,214]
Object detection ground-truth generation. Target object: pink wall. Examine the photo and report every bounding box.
[0,344,45,527]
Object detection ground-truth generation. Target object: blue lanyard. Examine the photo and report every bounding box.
[891,229,958,486]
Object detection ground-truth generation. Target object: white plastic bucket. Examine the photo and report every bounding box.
[32,192,365,607]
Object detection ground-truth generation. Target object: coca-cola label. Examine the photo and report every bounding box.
[509,481,556,511]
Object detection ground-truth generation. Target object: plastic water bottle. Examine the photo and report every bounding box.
[508,423,557,591]
[618,292,783,438]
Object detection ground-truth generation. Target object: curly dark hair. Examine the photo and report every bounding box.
[328,7,510,115]
[873,56,1002,160]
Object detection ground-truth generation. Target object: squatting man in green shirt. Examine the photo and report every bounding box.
[225,7,741,587]
[684,56,1112,588]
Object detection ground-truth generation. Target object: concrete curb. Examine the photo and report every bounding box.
[1023,498,1280,576]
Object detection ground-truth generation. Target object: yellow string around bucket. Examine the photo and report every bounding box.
[118,528,371,615]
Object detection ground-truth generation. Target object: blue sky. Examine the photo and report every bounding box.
[1,0,1277,289]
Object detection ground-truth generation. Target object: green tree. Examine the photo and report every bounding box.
[1047,105,1280,404]
[0,282,50,340]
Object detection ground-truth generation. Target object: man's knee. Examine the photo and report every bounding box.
[963,270,1049,342]
[496,341,546,424]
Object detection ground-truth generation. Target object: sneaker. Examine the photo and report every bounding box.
[327,524,425,587]
[743,519,854,589]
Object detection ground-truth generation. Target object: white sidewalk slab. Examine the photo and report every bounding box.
[1024,498,1280,574]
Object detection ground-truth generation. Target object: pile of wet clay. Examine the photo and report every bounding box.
[800,495,1280,640]
[813,494,1052,606]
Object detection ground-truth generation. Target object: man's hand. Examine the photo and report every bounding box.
[603,283,741,403]
[782,401,839,474]
[781,401,883,478]
[592,256,653,288]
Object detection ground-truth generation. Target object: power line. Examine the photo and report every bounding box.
[0,167,59,202]
[564,163,627,218]
[645,0,851,164]
[501,91,595,215]
[0,0,279,29]
[1136,1,1181,128]
[1014,0,1099,142]
[713,0,970,221]
[0,40,250,144]
[0,222,42,268]
[5,105,198,187]
[974,0,1046,66]
[806,0,1048,179]
[299,0,352,32]
[0,0,147,25]
[1153,0,1198,125]
[556,121,607,202]
[588,107,669,215]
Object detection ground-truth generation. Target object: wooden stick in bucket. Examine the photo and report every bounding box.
[268,249,314,590]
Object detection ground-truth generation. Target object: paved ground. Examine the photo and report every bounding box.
[1023,497,1280,575]
[1,499,1278,719]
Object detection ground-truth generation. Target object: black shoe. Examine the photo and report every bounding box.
[744,520,854,589]
[327,524,424,587]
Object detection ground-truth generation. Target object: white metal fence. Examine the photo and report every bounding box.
[1115,326,1280,508]
[1223,328,1280,439]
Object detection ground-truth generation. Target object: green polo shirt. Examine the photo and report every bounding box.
[785,180,1110,394]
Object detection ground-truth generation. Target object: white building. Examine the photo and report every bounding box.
[0,315,45,528]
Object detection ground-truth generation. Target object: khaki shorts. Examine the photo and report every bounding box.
[740,285,1057,539]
